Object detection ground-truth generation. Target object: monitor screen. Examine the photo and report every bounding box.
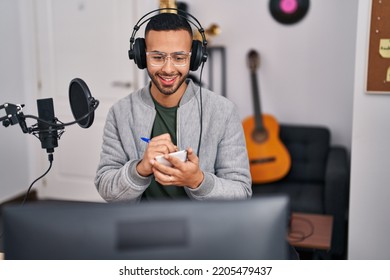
[2,195,289,260]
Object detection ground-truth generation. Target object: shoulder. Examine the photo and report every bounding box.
[110,85,152,113]
[186,79,236,110]
[202,89,236,112]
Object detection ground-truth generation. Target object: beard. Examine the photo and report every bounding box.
[147,69,188,96]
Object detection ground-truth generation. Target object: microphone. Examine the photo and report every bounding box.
[69,78,98,129]
[1,78,99,153]
[37,98,58,153]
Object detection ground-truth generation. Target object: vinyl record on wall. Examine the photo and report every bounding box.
[269,0,310,25]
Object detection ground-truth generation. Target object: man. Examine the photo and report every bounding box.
[95,12,251,202]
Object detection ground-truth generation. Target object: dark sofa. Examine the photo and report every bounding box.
[252,124,350,259]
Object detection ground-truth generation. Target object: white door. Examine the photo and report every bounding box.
[34,0,145,202]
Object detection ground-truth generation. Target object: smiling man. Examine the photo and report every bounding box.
[95,11,252,202]
[146,29,191,100]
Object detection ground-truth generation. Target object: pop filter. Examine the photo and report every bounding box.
[68,78,97,129]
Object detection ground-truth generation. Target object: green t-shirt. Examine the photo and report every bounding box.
[142,97,188,201]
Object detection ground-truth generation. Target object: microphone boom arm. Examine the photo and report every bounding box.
[1,103,29,133]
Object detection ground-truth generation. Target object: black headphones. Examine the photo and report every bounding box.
[128,8,208,71]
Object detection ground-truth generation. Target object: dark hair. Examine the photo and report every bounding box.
[145,13,192,37]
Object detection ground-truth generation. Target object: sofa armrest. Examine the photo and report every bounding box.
[324,146,349,214]
[324,146,350,256]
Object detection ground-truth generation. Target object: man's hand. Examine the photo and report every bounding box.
[136,133,177,177]
[151,147,204,189]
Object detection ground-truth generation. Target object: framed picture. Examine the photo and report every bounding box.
[366,0,390,94]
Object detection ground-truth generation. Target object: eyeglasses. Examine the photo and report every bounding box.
[146,51,192,67]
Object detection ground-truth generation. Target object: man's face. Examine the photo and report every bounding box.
[145,30,192,96]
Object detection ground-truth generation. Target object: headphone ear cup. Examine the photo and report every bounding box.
[130,38,147,69]
[190,40,206,71]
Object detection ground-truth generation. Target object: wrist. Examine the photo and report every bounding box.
[189,171,204,189]
[136,160,151,177]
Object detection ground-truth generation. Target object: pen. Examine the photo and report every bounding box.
[141,137,150,143]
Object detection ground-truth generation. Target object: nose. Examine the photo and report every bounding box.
[161,56,175,71]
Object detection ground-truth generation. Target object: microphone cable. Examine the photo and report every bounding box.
[0,154,53,245]
[287,216,315,242]
[21,153,54,205]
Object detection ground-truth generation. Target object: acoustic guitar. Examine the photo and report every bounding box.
[242,50,291,184]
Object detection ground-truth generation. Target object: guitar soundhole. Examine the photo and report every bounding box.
[252,129,268,143]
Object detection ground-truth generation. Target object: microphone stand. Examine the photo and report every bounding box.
[1,97,98,202]
[1,102,63,203]
[1,78,99,204]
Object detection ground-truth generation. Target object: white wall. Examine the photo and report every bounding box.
[183,0,357,151]
[348,0,390,259]
[0,0,37,203]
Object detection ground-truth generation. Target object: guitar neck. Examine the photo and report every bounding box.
[250,71,264,131]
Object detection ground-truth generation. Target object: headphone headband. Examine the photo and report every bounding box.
[128,8,208,71]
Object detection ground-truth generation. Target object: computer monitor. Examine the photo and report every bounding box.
[2,195,289,260]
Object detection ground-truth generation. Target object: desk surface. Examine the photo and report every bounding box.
[288,212,333,251]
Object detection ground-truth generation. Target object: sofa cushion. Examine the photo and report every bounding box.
[280,125,330,183]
